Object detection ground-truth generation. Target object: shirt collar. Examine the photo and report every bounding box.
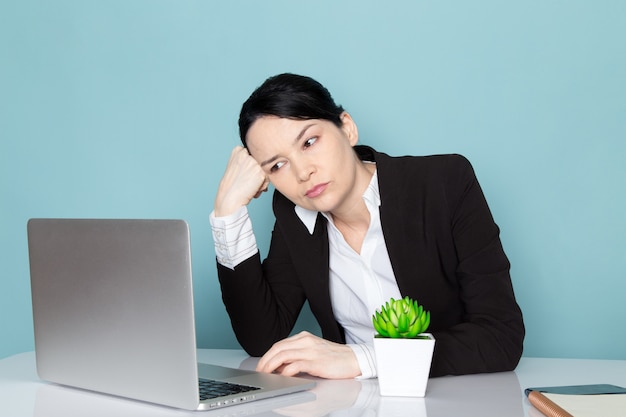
[294,167,380,235]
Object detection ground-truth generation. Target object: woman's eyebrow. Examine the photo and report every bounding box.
[260,155,279,168]
[260,123,316,167]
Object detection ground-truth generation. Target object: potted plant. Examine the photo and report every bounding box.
[372,296,435,397]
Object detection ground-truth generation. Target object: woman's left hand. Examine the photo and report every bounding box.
[256,331,361,379]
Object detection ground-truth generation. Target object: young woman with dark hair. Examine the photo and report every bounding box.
[210,73,525,380]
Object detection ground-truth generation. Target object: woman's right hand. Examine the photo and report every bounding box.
[214,146,270,217]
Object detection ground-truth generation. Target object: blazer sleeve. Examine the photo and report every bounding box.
[216,224,307,357]
[428,155,525,376]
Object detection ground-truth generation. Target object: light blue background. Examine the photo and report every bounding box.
[1,1,624,360]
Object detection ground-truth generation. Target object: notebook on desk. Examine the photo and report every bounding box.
[525,384,626,417]
[27,218,315,411]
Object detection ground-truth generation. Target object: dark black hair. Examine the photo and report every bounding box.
[238,73,345,145]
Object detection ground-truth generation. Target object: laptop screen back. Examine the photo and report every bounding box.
[28,218,201,409]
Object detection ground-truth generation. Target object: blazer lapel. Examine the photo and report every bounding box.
[373,150,425,297]
[273,193,344,342]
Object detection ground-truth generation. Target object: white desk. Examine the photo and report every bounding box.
[1,350,625,417]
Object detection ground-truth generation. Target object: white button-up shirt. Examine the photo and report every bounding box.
[210,169,401,378]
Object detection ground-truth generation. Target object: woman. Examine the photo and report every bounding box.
[210,73,524,380]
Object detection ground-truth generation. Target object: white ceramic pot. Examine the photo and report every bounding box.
[373,333,435,397]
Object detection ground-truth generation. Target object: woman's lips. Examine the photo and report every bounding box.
[305,183,328,198]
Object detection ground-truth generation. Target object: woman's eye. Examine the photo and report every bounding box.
[270,161,286,173]
[303,137,317,148]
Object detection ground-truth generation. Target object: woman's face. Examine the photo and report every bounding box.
[245,112,365,214]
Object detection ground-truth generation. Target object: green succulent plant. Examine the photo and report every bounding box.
[372,296,430,338]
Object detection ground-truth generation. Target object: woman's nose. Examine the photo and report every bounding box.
[293,158,315,182]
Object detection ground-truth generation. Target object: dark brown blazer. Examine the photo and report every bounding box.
[217,146,525,377]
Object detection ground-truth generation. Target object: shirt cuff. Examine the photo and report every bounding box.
[209,206,258,269]
[348,343,377,379]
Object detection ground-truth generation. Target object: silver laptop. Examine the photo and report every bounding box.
[27,218,315,411]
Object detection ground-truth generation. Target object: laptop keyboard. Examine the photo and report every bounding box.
[198,378,261,401]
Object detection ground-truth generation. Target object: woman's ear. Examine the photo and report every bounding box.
[340,112,359,146]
